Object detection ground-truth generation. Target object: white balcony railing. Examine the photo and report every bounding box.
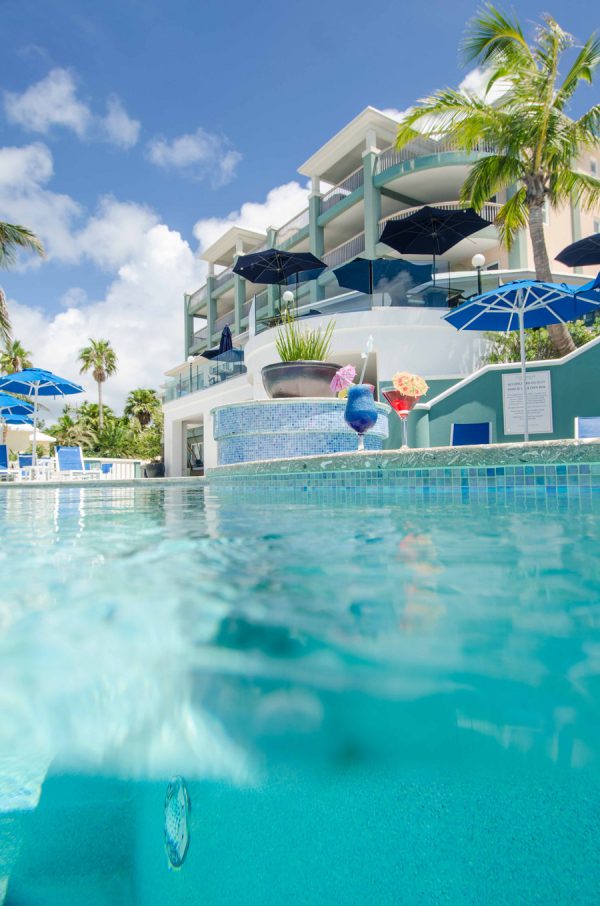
[188,284,207,310]
[322,232,366,268]
[192,326,208,345]
[213,266,235,291]
[214,309,235,333]
[378,200,502,233]
[320,166,365,214]
[376,138,496,175]
[276,208,310,246]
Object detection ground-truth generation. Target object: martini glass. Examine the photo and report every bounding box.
[382,390,421,449]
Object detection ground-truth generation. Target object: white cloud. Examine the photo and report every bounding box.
[459,66,511,103]
[5,68,91,138]
[2,156,312,409]
[4,68,140,149]
[101,96,140,150]
[381,107,412,123]
[8,222,204,410]
[193,180,311,251]
[147,128,242,186]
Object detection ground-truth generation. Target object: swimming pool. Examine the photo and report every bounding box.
[1,483,599,904]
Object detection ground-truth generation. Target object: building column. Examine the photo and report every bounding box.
[206,271,216,344]
[183,293,194,358]
[164,415,185,477]
[506,184,527,269]
[363,148,381,259]
[570,193,583,275]
[309,176,325,303]
[233,274,245,334]
[266,226,278,316]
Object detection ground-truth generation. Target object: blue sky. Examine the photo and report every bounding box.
[0,0,598,406]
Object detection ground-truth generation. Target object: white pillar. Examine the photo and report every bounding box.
[164,415,186,477]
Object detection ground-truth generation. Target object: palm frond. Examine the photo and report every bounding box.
[460,155,525,209]
[494,187,528,249]
[0,287,10,344]
[555,34,600,108]
[461,4,533,67]
[549,170,600,212]
[0,223,45,269]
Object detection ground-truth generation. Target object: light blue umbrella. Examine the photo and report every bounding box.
[3,413,33,425]
[0,369,83,465]
[444,279,600,440]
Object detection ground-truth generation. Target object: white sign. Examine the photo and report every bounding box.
[502,370,553,435]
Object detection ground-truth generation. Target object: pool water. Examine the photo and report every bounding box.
[1,484,599,904]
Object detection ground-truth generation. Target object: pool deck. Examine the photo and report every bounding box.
[0,476,205,490]
[206,439,600,480]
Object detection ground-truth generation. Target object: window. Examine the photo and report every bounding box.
[591,159,598,175]
[542,199,550,225]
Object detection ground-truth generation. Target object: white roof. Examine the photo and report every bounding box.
[200,226,266,266]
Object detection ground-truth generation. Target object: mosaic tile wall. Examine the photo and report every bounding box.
[207,461,600,511]
[213,400,389,466]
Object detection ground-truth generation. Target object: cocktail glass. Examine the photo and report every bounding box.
[344,384,378,451]
[382,390,420,449]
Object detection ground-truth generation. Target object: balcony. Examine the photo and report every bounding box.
[213,266,235,293]
[320,165,364,215]
[214,309,235,333]
[375,138,496,176]
[276,208,309,247]
[164,351,246,403]
[188,284,207,312]
[379,199,502,230]
[322,232,365,268]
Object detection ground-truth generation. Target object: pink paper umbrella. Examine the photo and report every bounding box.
[330,365,357,393]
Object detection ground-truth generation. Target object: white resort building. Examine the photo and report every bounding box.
[163,107,600,475]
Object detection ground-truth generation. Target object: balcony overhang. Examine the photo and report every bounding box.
[200,226,266,267]
[298,107,399,185]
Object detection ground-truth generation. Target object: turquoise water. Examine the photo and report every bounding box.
[1,484,600,904]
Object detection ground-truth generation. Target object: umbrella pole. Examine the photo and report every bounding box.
[32,383,39,467]
[432,252,436,286]
[518,308,529,442]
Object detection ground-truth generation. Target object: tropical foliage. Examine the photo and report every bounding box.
[275,310,335,362]
[124,388,161,428]
[395,5,600,356]
[0,338,32,374]
[78,339,118,430]
[0,222,45,342]
[484,317,600,364]
[48,389,163,460]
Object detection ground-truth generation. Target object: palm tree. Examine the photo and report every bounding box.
[0,223,45,342]
[395,6,600,356]
[0,338,32,374]
[124,388,160,429]
[50,407,97,450]
[78,339,118,431]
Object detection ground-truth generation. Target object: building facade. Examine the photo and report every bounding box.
[164,107,599,475]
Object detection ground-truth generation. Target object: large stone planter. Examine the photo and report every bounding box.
[261,361,342,399]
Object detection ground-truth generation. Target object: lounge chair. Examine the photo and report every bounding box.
[450,422,492,446]
[55,446,101,479]
[574,417,600,441]
[0,444,15,481]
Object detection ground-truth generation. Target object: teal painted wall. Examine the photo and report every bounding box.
[411,340,600,448]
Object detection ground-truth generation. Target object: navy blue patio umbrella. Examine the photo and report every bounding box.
[556,234,600,267]
[0,368,84,465]
[233,249,326,285]
[444,279,600,441]
[379,206,491,284]
[334,256,432,298]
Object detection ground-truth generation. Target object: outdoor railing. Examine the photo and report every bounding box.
[378,200,502,233]
[188,284,207,311]
[192,326,208,345]
[320,165,365,214]
[83,457,144,480]
[214,309,235,333]
[164,352,247,402]
[213,266,235,291]
[375,138,496,175]
[322,232,366,268]
[276,207,310,246]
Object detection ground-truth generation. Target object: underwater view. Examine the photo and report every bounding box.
[1,484,599,904]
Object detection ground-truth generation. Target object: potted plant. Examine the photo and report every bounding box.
[261,311,341,398]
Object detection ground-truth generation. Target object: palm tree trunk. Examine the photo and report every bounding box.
[98,380,104,430]
[528,203,575,356]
